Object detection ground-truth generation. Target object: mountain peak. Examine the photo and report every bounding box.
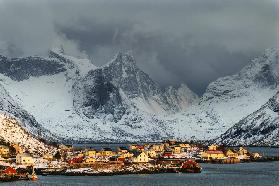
[108,51,136,67]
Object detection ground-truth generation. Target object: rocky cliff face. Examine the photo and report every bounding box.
[0,55,65,81]
[73,52,198,121]
[0,50,197,142]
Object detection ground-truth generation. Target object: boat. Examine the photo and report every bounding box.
[179,159,202,173]
[28,167,38,181]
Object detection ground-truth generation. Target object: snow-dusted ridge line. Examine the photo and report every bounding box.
[215,91,279,146]
[0,49,197,142]
[0,48,278,145]
[167,48,279,142]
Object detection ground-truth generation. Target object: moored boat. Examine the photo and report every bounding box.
[179,159,202,173]
[29,167,38,181]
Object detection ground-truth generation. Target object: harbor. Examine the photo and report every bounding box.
[1,139,279,184]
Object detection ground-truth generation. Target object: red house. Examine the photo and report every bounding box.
[4,167,17,175]
[68,157,84,164]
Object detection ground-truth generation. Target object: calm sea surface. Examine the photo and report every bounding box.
[2,147,279,186]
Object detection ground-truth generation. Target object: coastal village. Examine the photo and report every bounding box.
[0,139,266,182]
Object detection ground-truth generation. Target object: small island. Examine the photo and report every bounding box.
[1,139,275,183]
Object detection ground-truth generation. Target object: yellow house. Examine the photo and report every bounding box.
[172,146,182,154]
[237,147,250,160]
[146,150,157,158]
[201,150,225,160]
[85,150,96,157]
[208,144,219,151]
[77,153,84,158]
[117,147,129,154]
[119,152,133,158]
[179,143,191,149]
[43,153,53,161]
[59,144,73,152]
[100,148,114,157]
[226,149,238,159]
[129,144,138,151]
[150,144,164,152]
[0,145,9,156]
[132,151,149,163]
[16,153,34,165]
[83,157,96,164]
[252,152,261,159]
[238,147,248,155]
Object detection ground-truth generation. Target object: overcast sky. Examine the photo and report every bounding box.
[0,0,278,94]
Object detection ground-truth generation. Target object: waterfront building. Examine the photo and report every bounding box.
[83,157,96,164]
[117,147,129,154]
[43,153,54,161]
[201,150,225,160]
[16,153,34,165]
[208,144,219,151]
[84,150,96,157]
[172,146,182,154]
[146,150,157,158]
[132,151,149,163]
[0,145,9,157]
[225,149,238,159]
[150,144,165,152]
[238,147,248,155]
[100,148,114,157]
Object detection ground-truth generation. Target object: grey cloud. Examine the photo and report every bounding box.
[0,0,278,94]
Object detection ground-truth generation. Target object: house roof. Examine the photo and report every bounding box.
[4,167,16,174]
[206,150,224,154]
[226,149,237,153]
[17,153,32,157]
[133,151,146,157]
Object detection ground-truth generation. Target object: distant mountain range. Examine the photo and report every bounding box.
[0,48,278,145]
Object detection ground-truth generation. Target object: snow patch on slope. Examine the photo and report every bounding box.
[0,113,56,155]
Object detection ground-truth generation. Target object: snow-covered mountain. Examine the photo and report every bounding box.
[73,52,198,121]
[1,47,278,145]
[168,48,279,141]
[0,83,58,142]
[216,92,279,146]
[0,113,56,155]
[0,50,197,142]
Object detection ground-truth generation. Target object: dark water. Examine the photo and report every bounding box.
[2,162,279,186]
[246,147,279,157]
[2,147,279,186]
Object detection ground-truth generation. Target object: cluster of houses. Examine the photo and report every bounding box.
[0,144,35,167]
[60,140,204,166]
[0,140,262,169]
[201,144,262,161]
[57,141,261,166]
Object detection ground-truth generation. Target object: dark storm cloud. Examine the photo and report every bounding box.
[0,0,278,94]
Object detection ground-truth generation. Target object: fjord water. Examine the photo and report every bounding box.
[5,162,279,186]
